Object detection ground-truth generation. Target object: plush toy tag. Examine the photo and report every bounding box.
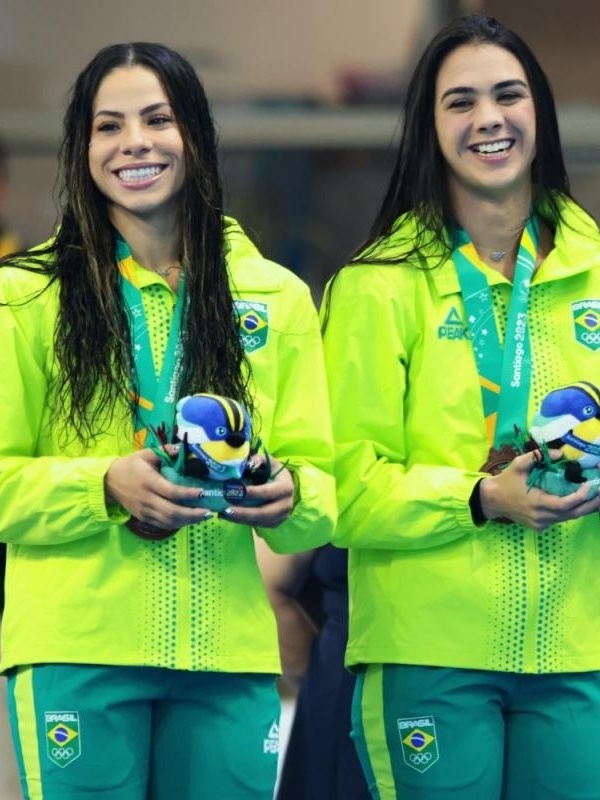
[160,467,270,512]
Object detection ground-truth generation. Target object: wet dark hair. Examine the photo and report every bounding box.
[351,14,570,265]
[2,42,253,443]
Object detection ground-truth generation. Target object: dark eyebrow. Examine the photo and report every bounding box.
[440,86,474,102]
[93,102,171,120]
[495,79,528,91]
[440,79,528,102]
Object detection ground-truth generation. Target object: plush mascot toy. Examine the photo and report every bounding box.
[154,393,272,511]
[526,381,600,497]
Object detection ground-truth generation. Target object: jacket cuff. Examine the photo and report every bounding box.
[469,478,488,526]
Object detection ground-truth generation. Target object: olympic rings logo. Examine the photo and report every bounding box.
[409,752,432,765]
[51,747,74,759]
[241,334,262,347]
[581,332,600,344]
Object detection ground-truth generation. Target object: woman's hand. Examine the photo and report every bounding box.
[219,455,296,528]
[105,448,214,531]
[479,448,600,532]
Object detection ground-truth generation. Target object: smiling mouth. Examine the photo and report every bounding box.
[116,166,165,182]
[469,140,514,155]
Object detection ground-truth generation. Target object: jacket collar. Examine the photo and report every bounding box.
[429,196,600,298]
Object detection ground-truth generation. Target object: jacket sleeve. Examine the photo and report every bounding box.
[321,265,485,551]
[0,276,129,546]
[256,282,337,555]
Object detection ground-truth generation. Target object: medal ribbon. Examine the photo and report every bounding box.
[116,237,186,449]
[452,216,539,447]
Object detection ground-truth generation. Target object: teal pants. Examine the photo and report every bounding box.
[352,664,600,800]
[7,664,280,800]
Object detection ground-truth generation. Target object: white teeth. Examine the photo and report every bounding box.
[118,166,162,182]
[473,140,511,154]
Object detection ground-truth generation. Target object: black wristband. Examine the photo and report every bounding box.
[469,478,487,526]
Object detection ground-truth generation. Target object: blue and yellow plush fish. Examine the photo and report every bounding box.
[528,382,600,496]
[153,393,271,511]
[175,393,252,481]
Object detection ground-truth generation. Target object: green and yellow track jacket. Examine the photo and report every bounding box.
[0,219,336,673]
[323,197,600,674]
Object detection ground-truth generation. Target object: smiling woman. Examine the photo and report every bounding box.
[434,44,536,214]
[88,66,186,237]
[0,42,336,800]
[321,13,600,800]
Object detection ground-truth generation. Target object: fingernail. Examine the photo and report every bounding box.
[201,511,213,521]
[218,507,235,520]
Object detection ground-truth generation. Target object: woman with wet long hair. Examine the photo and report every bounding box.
[0,42,335,799]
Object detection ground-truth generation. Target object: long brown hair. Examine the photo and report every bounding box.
[2,42,253,444]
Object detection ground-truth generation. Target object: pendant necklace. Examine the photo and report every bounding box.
[490,250,506,262]
[156,264,183,278]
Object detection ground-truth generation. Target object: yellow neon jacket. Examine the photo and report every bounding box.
[322,197,600,673]
[0,219,336,673]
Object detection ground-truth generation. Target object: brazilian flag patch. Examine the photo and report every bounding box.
[45,711,81,768]
[235,300,269,353]
[397,716,439,773]
[572,300,600,352]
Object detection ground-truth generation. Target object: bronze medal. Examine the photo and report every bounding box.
[480,444,520,475]
[480,444,522,525]
[126,517,179,541]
